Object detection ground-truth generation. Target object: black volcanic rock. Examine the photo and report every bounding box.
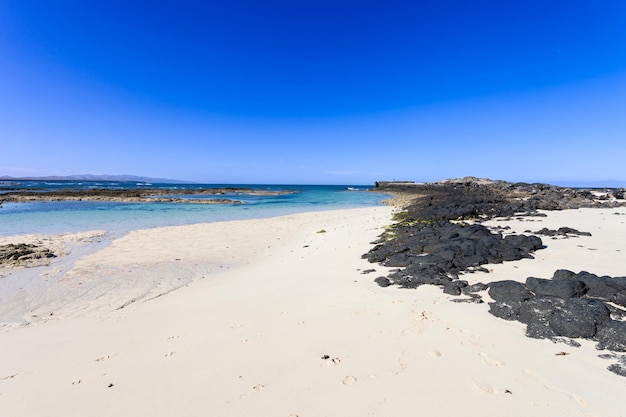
[462,282,488,293]
[365,179,626,372]
[525,277,588,298]
[596,321,626,352]
[374,276,391,287]
[552,269,577,280]
[548,298,611,339]
[443,280,468,296]
[488,280,534,303]
[553,270,626,306]
[488,302,523,321]
[487,281,534,321]
[518,296,565,339]
[365,221,543,289]
[534,227,592,237]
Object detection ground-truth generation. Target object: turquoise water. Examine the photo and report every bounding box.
[0,182,389,236]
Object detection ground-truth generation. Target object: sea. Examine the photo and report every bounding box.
[0,181,390,236]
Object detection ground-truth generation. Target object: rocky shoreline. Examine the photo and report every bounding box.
[366,177,626,376]
[0,187,295,205]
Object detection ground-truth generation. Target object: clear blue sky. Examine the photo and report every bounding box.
[1,1,625,185]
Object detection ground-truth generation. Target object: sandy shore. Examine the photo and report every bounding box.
[1,206,625,416]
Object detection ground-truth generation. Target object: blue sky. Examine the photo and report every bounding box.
[1,1,625,185]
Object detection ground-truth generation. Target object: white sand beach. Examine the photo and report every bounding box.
[1,206,625,417]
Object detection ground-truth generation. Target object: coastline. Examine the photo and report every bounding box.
[1,205,625,416]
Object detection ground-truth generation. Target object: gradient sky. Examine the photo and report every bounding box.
[1,1,625,185]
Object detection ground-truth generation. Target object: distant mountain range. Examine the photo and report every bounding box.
[0,174,191,184]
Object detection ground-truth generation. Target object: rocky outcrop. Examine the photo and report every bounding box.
[374,178,626,213]
[365,221,543,288]
[0,187,296,205]
[485,270,626,353]
[0,243,56,266]
[366,178,626,376]
[533,227,592,237]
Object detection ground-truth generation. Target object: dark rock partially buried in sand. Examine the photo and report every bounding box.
[0,243,56,266]
[533,227,592,237]
[596,321,626,352]
[481,272,626,377]
[484,271,625,346]
[607,364,626,377]
[374,276,391,287]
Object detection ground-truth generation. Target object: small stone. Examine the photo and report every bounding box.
[374,277,391,287]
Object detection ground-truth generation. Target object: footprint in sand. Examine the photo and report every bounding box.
[470,379,496,394]
[409,310,437,334]
[252,384,266,391]
[429,350,443,357]
[95,355,110,362]
[167,335,179,340]
[342,375,357,385]
[164,351,175,357]
[478,351,505,368]
[461,338,505,368]
[369,330,384,339]
[522,369,587,406]
[391,353,410,376]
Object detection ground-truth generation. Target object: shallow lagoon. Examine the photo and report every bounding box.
[0,183,389,236]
